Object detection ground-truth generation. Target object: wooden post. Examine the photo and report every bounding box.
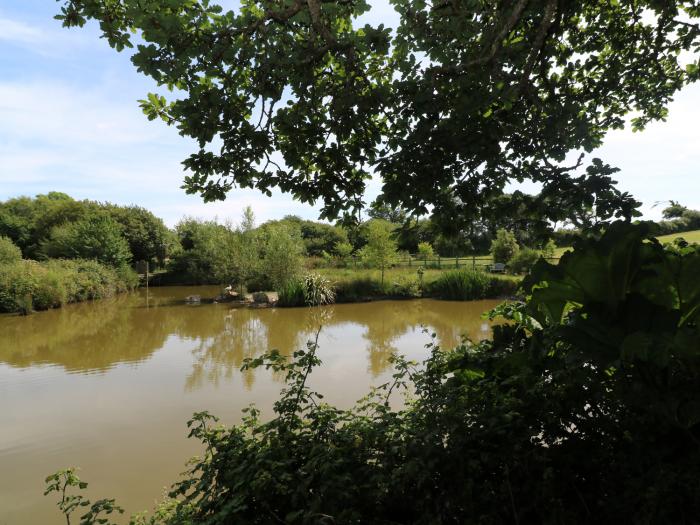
[438,255,441,269]
[472,256,476,270]
[409,255,412,267]
[456,256,459,268]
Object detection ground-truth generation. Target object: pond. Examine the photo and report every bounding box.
[0,286,501,524]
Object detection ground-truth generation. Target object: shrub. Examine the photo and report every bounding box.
[0,261,37,314]
[490,228,519,263]
[0,259,137,314]
[428,269,491,300]
[390,275,422,298]
[508,247,542,274]
[0,236,22,264]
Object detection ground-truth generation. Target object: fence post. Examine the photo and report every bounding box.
[472,256,476,270]
[438,255,441,269]
[409,255,412,267]
[456,256,459,268]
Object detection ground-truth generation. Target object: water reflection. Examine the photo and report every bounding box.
[0,287,501,525]
[0,287,500,385]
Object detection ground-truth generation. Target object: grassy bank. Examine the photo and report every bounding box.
[0,259,138,314]
[311,267,520,304]
[657,228,700,244]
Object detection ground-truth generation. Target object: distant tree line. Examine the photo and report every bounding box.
[0,192,175,267]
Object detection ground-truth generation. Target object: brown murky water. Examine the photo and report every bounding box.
[0,286,500,524]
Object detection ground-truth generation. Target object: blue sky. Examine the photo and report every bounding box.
[1,1,698,227]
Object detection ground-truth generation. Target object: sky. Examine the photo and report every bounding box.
[0,1,698,227]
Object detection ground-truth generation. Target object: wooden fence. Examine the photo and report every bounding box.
[346,255,561,270]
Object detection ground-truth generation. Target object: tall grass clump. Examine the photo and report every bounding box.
[0,259,138,314]
[277,273,335,307]
[428,269,492,300]
[277,279,306,307]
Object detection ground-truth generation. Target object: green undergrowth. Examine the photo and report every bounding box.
[0,259,138,314]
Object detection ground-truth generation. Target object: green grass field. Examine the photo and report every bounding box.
[656,229,700,245]
[554,229,700,257]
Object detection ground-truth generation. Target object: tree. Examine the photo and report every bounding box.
[260,224,305,290]
[333,240,353,266]
[490,229,519,264]
[232,206,261,293]
[416,242,434,261]
[42,214,132,267]
[358,220,399,286]
[662,201,688,220]
[56,1,698,226]
[367,201,408,225]
[105,205,174,266]
[169,218,237,284]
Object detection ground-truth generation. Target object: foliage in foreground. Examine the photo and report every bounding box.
[48,222,700,523]
[0,259,138,314]
[45,468,123,525]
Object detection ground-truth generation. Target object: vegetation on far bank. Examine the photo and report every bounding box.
[0,256,138,315]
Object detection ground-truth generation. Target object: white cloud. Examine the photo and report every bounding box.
[0,16,44,45]
[0,14,90,56]
[0,80,170,147]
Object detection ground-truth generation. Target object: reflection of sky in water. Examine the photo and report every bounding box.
[0,287,501,525]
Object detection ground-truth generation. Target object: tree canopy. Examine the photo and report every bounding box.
[56,0,700,224]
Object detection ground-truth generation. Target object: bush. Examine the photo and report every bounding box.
[428,269,492,300]
[0,261,37,314]
[508,247,542,274]
[0,259,137,314]
[390,275,422,298]
[0,236,22,264]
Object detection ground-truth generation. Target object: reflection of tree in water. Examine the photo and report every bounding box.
[0,288,500,388]
[185,310,269,391]
[343,300,500,376]
[0,294,175,372]
[185,305,336,391]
